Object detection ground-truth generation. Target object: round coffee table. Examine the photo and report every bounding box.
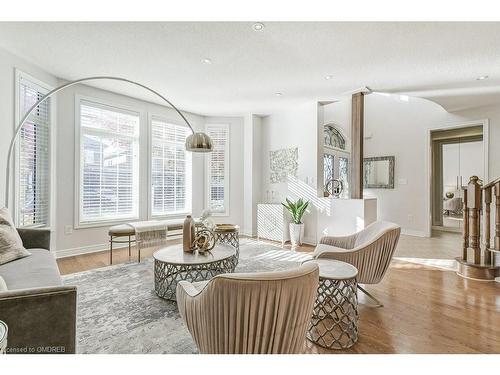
[153,244,237,301]
[0,320,7,354]
[306,259,359,350]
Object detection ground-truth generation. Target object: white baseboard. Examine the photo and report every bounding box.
[56,243,119,258]
[401,229,428,238]
[302,236,317,246]
[56,234,183,258]
[240,229,255,237]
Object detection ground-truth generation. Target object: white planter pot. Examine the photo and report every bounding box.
[289,223,304,248]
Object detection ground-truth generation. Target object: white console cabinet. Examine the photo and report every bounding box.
[257,203,290,247]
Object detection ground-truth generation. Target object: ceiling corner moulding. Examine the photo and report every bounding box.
[343,86,373,96]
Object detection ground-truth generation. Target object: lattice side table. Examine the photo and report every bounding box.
[0,320,7,354]
[153,244,237,301]
[213,224,240,262]
[306,259,358,350]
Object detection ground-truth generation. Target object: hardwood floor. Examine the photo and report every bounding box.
[56,233,500,354]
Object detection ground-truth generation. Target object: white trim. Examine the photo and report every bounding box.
[74,94,142,228]
[401,228,427,237]
[13,69,56,232]
[205,123,230,217]
[147,113,193,220]
[425,119,489,237]
[302,236,317,246]
[56,233,184,258]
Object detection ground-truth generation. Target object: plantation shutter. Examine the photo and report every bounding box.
[150,118,192,216]
[79,100,140,224]
[17,76,51,227]
[206,124,229,214]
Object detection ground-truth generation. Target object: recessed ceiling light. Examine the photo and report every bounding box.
[325,75,333,80]
[476,75,489,80]
[252,22,265,31]
[275,92,283,97]
[202,58,212,64]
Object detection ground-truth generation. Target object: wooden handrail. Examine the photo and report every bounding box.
[482,176,500,190]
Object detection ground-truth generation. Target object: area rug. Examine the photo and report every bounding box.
[62,239,312,354]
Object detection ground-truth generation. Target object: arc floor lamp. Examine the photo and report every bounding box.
[4,76,213,209]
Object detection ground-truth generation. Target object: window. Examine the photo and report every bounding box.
[77,98,140,225]
[324,124,346,150]
[15,71,51,228]
[150,118,192,216]
[205,124,229,215]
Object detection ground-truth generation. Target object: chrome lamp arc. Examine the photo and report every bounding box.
[4,76,212,209]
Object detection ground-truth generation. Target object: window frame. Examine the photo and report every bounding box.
[147,114,193,219]
[204,123,230,217]
[74,95,141,228]
[14,69,56,229]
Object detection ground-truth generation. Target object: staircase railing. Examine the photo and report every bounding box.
[462,175,500,267]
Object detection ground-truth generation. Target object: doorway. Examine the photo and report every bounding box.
[430,124,486,233]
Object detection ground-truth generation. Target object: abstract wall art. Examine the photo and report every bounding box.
[269,147,298,183]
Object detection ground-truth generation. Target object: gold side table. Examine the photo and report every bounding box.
[213,224,240,262]
[0,320,7,354]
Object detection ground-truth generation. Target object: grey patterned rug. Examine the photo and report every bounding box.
[62,239,312,354]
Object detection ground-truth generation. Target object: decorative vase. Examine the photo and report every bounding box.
[183,215,195,252]
[289,223,304,248]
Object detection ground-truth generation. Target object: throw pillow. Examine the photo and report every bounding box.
[0,207,31,265]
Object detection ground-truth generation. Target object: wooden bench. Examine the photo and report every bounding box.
[108,218,202,264]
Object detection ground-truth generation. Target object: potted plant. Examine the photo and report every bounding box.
[282,198,309,248]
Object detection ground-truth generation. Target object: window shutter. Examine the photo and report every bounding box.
[79,100,140,224]
[206,124,229,214]
[17,76,51,228]
[150,118,192,216]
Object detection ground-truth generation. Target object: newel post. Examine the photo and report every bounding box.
[467,176,482,265]
[495,181,500,251]
[462,189,469,261]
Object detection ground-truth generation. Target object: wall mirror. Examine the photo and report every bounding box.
[363,156,395,189]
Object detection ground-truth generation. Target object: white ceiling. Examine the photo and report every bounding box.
[1,22,500,115]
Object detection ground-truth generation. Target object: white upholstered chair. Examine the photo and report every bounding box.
[176,262,319,354]
[314,221,401,307]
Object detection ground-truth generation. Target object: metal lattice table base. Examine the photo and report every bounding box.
[307,277,358,350]
[154,257,237,301]
[214,230,239,263]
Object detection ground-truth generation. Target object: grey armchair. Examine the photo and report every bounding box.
[314,221,401,307]
[177,262,319,354]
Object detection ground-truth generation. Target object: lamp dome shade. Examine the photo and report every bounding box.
[185,132,213,152]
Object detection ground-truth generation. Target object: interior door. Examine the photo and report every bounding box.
[459,140,483,188]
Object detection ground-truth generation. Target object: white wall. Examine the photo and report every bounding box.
[261,101,319,243]
[0,46,247,257]
[364,93,499,237]
[259,92,500,240]
[204,116,245,230]
[243,114,262,236]
[0,47,58,210]
[55,83,207,255]
[363,93,451,236]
